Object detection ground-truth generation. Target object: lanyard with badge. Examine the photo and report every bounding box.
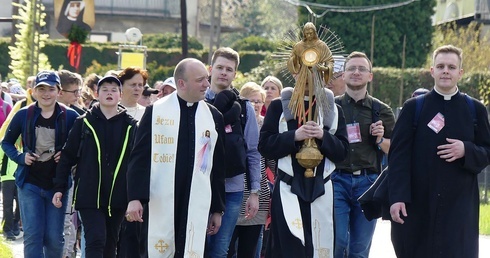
[346,100,362,143]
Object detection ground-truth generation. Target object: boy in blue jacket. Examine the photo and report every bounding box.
[1,70,78,257]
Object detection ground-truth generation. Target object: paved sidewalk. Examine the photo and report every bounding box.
[2,195,490,257]
[370,219,490,257]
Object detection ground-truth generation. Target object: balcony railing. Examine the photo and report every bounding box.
[41,0,180,18]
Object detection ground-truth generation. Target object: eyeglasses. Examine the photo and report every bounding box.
[345,66,371,73]
[62,88,81,96]
[249,100,264,105]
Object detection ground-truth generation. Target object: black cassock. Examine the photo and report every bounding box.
[127,97,225,258]
[259,98,348,258]
[388,91,490,258]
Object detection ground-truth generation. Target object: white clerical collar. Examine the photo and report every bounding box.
[434,86,458,100]
[187,102,194,107]
[304,96,310,101]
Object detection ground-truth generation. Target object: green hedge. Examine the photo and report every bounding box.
[2,37,490,109]
[0,38,268,83]
[371,68,485,109]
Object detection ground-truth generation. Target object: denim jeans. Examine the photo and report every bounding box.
[206,191,244,258]
[18,183,67,258]
[1,180,20,234]
[332,171,378,258]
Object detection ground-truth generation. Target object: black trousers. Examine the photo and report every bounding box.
[79,208,125,258]
[1,180,20,233]
[228,224,263,258]
[116,204,148,258]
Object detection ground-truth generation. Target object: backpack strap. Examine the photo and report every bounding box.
[370,98,384,172]
[464,94,477,130]
[231,88,248,132]
[56,105,67,152]
[371,98,381,123]
[413,94,426,129]
[77,116,89,158]
[25,104,37,152]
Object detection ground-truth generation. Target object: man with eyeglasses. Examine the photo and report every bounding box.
[58,70,85,115]
[332,51,395,258]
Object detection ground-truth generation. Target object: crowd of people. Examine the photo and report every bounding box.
[0,24,489,258]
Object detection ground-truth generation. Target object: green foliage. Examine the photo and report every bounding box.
[144,33,203,50]
[231,36,277,52]
[9,0,52,83]
[428,22,490,105]
[240,65,488,110]
[429,22,490,73]
[0,239,13,258]
[220,0,297,46]
[67,24,89,44]
[239,51,269,74]
[371,68,483,108]
[481,204,490,235]
[300,0,435,68]
[84,60,118,77]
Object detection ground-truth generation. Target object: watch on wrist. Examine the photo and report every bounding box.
[250,189,260,195]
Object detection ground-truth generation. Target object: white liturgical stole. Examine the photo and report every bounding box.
[149,92,217,257]
[277,104,337,258]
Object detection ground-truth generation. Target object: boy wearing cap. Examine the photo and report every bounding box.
[52,76,138,257]
[1,70,79,257]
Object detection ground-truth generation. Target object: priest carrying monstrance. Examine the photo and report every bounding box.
[258,22,349,258]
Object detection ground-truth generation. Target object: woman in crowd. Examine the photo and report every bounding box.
[260,76,283,116]
[228,82,271,258]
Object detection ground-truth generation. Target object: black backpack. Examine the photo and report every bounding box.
[208,88,249,178]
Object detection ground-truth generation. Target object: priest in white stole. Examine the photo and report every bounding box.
[258,88,349,258]
[126,58,226,258]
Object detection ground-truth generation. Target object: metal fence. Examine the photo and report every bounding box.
[41,0,180,18]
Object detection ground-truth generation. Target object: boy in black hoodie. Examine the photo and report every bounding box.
[53,75,138,258]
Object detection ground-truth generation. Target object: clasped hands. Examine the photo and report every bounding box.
[295,121,323,141]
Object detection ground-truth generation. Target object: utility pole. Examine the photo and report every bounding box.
[208,0,221,64]
[369,15,375,94]
[30,0,40,77]
[180,0,188,57]
[11,0,19,46]
[399,35,406,107]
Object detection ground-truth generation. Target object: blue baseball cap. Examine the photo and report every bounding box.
[97,75,122,91]
[35,71,61,88]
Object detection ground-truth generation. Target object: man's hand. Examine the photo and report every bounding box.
[390,202,407,224]
[25,152,39,165]
[125,200,144,222]
[370,120,384,141]
[207,212,222,235]
[54,151,61,163]
[295,121,323,141]
[437,138,465,162]
[245,193,259,219]
[52,192,63,208]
